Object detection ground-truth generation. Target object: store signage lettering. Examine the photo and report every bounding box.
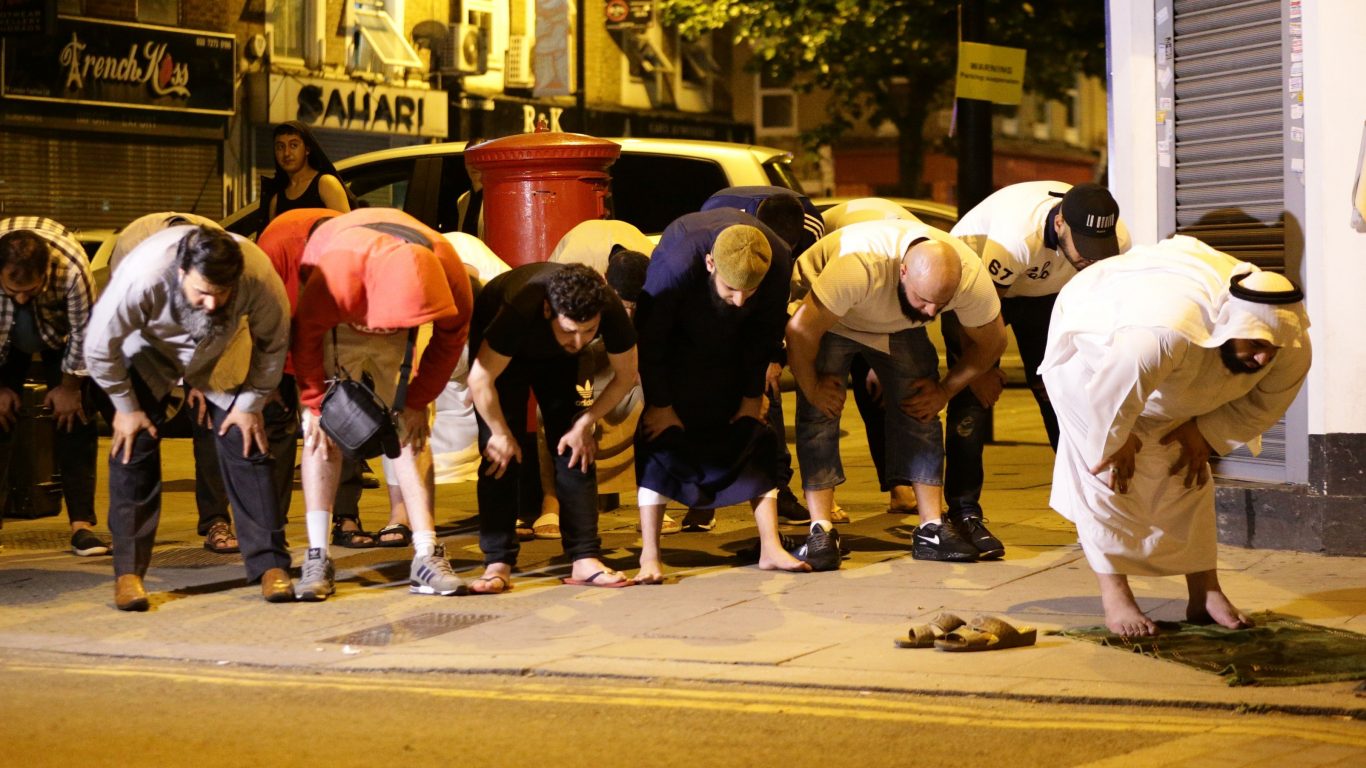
[298,85,425,133]
[0,17,235,114]
[61,34,190,97]
[269,75,447,137]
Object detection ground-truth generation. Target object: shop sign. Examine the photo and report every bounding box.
[269,74,448,138]
[0,0,55,35]
[0,16,235,114]
[604,0,652,31]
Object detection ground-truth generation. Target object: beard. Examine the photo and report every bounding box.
[897,281,935,324]
[170,280,232,341]
[1219,341,1262,374]
[707,274,746,317]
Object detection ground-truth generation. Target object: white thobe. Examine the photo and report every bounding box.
[1044,327,1309,575]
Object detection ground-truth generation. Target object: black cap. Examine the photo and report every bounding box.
[1059,183,1121,261]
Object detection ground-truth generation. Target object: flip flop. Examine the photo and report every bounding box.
[894,613,966,648]
[469,574,511,595]
[934,616,1037,652]
[375,523,412,548]
[561,570,633,588]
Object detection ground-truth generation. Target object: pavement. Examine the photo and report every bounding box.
[1,388,1363,719]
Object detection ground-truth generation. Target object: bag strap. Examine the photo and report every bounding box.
[392,327,418,413]
[357,221,434,250]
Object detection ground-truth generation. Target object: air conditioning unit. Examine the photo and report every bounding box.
[505,34,534,88]
[445,23,488,75]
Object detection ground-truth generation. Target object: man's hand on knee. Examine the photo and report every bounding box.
[0,387,20,431]
[1091,434,1142,494]
[1160,419,1212,488]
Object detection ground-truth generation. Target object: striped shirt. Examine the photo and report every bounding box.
[0,217,96,376]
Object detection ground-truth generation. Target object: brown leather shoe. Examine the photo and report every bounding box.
[115,574,149,612]
[260,567,294,603]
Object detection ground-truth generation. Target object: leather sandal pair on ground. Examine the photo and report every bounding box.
[894,613,1037,652]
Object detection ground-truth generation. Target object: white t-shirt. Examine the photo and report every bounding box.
[821,197,917,231]
[794,219,1000,353]
[950,181,1131,298]
[549,219,654,275]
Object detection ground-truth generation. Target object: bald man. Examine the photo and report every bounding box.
[787,220,1005,566]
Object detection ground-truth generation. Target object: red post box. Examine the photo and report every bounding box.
[464,132,621,267]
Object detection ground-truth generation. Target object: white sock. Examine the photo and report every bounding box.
[812,520,833,534]
[412,530,436,558]
[305,510,331,550]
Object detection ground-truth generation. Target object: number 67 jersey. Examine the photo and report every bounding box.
[951,180,1131,299]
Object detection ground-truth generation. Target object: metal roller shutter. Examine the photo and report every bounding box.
[0,130,222,231]
[1158,0,1301,482]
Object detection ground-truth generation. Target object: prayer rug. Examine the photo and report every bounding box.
[1060,612,1366,686]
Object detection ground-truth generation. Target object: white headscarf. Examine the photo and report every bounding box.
[1041,235,1309,372]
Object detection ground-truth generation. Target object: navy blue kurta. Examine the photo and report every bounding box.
[633,208,792,508]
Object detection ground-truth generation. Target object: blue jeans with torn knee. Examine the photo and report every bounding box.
[795,329,944,491]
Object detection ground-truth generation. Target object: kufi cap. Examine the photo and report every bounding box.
[711,224,772,291]
[1057,183,1121,262]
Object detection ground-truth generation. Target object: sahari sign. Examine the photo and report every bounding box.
[269,75,448,138]
[1,16,235,114]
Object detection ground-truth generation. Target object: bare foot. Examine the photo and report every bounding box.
[470,564,512,594]
[758,548,813,573]
[635,556,665,585]
[1097,573,1158,637]
[1188,591,1253,629]
[571,558,630,586]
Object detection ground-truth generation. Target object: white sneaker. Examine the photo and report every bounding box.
[409,545,465,595]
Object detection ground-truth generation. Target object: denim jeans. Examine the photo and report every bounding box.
[941,294,1059,516]
[795,328,943,490]
[476,354,600,566]
[0,347,98,526]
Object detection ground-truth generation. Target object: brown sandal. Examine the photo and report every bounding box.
[203,521,240,554]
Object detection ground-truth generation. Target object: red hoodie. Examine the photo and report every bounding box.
[293,208,473,413]
[258,208,338,375]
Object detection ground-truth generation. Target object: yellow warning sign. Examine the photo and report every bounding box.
[955,41,1027,105]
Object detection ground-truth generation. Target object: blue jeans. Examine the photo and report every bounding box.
[942,295,1059,516]
[795,329,943,490]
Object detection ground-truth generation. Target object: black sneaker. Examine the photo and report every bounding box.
[792,523,841,571]
[950,514,1005,559]
[70,529,111,557]
[911,520,980,562]
[776,487,811,525]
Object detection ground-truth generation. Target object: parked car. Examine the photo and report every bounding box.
[222,137,807,239]
[809,196,960,233]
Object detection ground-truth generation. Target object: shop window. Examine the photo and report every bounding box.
[138,0,178,26]
[271,0,306,61]
[57,0,82,13]
[757,71,796,136]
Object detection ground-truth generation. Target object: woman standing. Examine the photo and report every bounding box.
[263,121,352,220]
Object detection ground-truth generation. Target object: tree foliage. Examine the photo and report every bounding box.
[660,0,1107,195]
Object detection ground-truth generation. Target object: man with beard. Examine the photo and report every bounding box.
[633,212,810,582]
[467,263,638,592]
[1041,236,1310,637]
[787,219,1005,565]
[84,225,292,610]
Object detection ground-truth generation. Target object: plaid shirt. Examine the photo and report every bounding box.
[0,217,96,376]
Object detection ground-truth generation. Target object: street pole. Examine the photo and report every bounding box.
[956,0,995,440]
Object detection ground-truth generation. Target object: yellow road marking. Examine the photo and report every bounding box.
[5,660,1363,747]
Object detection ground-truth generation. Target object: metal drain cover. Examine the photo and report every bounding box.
[319,612,500,646]
[149,546,235,569]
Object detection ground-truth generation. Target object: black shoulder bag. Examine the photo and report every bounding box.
[317,221,433,460]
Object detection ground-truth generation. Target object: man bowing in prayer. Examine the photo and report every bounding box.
[1041,235,1310,637]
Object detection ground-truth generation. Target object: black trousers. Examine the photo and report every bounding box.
[0,347,98,525]
[192,375,306,533]
[96,372,290,581]
[476,354,600,566]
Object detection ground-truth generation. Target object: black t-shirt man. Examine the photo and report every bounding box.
[472,262,636,361]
